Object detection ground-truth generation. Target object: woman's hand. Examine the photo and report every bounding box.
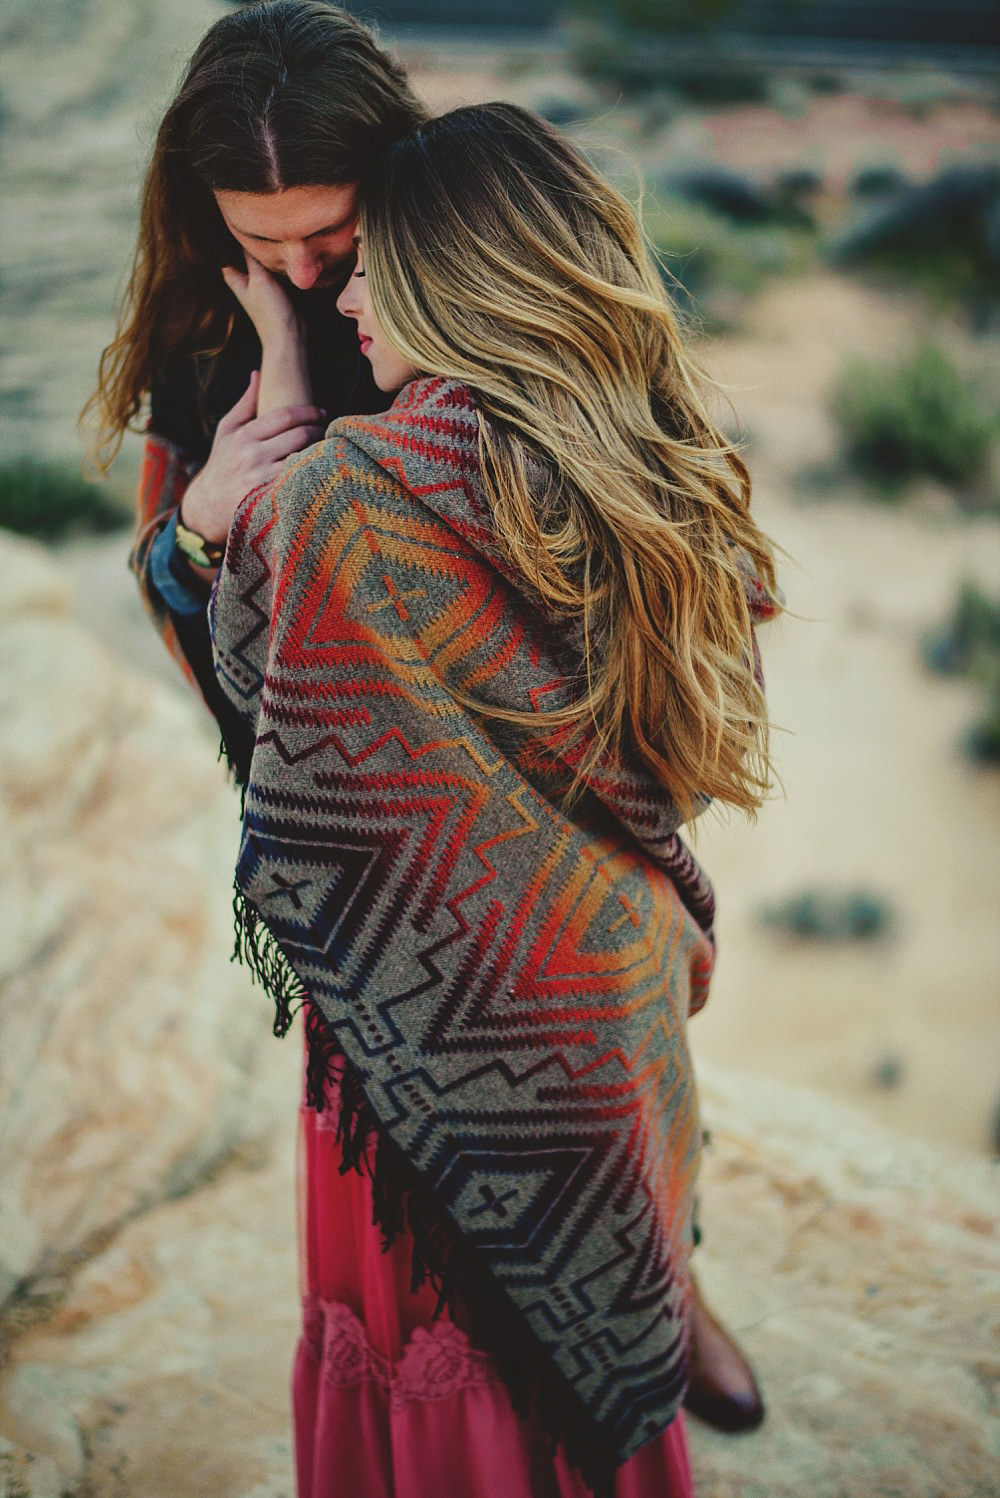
[178,372,326,545]
[222,255,299,347]
[220,254,316,436]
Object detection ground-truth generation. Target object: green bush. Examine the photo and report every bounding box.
[565,11,768,102]
[831,344,997,494]
[921,580,1000,676]
[568,0,738,35]
[966,660,1000,764]
[0,458,127,540]
[645,195,813,328]
[613,0,738,31]
[757,887,893,940]
[922,581,1000,765]
[828,166,1000,323]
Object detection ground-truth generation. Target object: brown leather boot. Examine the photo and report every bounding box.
[683,1275,765,1433]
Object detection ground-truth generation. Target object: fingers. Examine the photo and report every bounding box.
[221,263,249,292]
[221,264,251,313]
[215,370,261,434]
[224,255,270,302]
[205,381,326,495]
[235,433,322,502]
[251,404,327,442]
[260,424,326,464]
[244,253,272,287]
[223,254,296,340]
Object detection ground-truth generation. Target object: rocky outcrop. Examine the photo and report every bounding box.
[0,1058,996,1498]
[0,533,287,1312]
[0,535,997,1496]
[688,1067,999,1498]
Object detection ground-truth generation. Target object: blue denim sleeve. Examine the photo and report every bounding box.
[148,510,207,618]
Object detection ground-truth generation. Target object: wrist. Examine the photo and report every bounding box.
[259,309,304,351]
[174,512,226,570]
[177,473,226,545]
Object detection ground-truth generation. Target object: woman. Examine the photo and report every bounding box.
[211,103,779,1498]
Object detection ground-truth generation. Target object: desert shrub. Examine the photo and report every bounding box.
[618,0,737,29]
[536,96,590,127]
[757,888,893,940]
[571,0,739,35]
[922,581,1000,764]
[662,166,816,227]
[828,165,1000,320]
[776,167,824,198]
[645,195,813,327]
[965,660,1000,764]
[0,458,127,540]
[850,165,909,199]
[921,580,1000,676]
[565,13,768,102]
[831,344,997,495]
[660,64,770,106]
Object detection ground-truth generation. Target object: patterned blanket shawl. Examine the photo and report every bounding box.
[210,376,721,1493]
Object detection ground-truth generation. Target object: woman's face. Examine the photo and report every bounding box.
[214,184,358,291]
[336,242,418,393]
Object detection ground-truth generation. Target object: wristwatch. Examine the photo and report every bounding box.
[174,513,226,569]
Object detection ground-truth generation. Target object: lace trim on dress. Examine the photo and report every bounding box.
[301,1294,501,1408]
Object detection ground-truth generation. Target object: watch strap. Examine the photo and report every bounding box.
[175,515,226,569]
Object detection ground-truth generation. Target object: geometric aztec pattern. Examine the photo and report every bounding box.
[210,376,717,1468]
[131,430,200,689]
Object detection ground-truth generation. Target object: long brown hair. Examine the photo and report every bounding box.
[360,104,779,820]
[86,0,425,469]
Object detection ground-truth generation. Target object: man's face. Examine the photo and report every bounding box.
[214,183,358,291]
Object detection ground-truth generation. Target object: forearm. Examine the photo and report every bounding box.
[258,328,312,417]
[221,259,313,417]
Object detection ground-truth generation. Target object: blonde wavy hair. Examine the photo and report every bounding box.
[361,103,779,823]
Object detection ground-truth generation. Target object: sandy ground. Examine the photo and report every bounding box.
[693,276,1000,1156]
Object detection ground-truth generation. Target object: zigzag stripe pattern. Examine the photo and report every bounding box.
[210,376,717,1473]
[131,433,199,689]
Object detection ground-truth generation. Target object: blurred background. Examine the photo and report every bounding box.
[1,3,998,1496]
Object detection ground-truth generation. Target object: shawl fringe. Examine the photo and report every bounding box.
[232,885,306,1038]
[218,735,250,815]
[232,883,621,1498]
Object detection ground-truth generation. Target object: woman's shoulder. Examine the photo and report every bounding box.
[263,376,497,562]
[328,376,481,477]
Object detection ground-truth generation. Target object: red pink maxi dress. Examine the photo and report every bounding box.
[293,1055,695,1498]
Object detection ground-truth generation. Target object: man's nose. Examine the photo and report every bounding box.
[285,247,323,290]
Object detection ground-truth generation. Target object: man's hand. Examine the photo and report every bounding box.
[178,372,326,544]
